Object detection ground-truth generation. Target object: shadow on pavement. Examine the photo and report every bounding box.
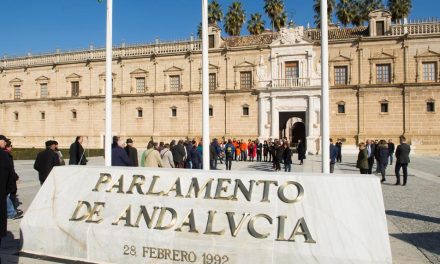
[390,232,440,259]
[386,210,440,225]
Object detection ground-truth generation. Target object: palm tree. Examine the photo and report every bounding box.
[247,13,265,35]
[351,0,383,26]
[264,0,286,32]
[336,0,354,27]
[197,22,202,39]
[388,0,412,22]
[224,1,246,36]
[313,0,336,28]
[208,0,223,25]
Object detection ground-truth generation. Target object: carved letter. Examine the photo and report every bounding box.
[175,209,198,233]
[134,206,160,229]
[248,214,272,239]
[232,179,255,201]
[69,201,92,222]
[92,173,112,192]
[85,202,105,224]
[163,177,183,197]
[226,212,250,237]
[278,181,304,204]
[126,175,146,195]
[154,207,177,230]
[185,178,214,199]
[112,205,135,227]
[214,178,234,200]
[288,217,316,243]
[106,174,124,193]
[204,210,225,235]
[146,176,164,196]
[256,180,278,202]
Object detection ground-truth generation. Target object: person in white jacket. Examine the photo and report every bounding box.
[160,144,175,168]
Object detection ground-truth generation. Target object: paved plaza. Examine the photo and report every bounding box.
[0,153,439,264]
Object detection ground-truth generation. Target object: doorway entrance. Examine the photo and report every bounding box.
[279,111,306,148]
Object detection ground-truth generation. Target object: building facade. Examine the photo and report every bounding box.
[1,10,440,153]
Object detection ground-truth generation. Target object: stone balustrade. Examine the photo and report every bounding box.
[1,39,201,69]
[270,78,311,88]
[391,20,440,36]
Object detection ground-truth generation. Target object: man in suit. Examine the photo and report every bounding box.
[34,140,61,185]
[395,136,411,186]
[124,138,138,167]
[329,139,339,173]
[366,139,376,174]
[388,139,395,165]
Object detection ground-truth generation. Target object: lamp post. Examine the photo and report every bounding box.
[201,0,210,170]
[320,0,330,173]
[104,0,113,166]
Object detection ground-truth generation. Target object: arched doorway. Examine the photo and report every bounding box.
[291,122,306,147]
[279,111,307,149]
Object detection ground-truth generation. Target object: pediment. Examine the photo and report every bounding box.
[66,73,82,79]
[271,26,312,46]
[164,66,183,72]
[198,63,220,70]
[9,78,23,83]
[416,49,440,58]
[370,51,394,60]
[130,68,148,75]
[35,75,50,82]
[330,53,352,62]
[98,72,117,77]
[235,60,255,68]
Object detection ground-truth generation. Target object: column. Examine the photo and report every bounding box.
[258,96,266,138]
[271,97,277,138]
[307,96,315,137]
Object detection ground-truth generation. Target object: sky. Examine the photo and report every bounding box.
[0,0,439,57]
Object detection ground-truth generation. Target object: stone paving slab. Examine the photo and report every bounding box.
[0,155,438,264]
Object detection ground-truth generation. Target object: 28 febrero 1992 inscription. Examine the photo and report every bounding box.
[123,244,229,264]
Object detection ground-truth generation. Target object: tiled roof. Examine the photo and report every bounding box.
[224,33,278,47]
[306,26,369,40]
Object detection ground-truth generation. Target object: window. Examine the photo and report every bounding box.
[71,81,80,97]
[40,83,48,98]
[14,112,18,121]
[136,77,146,93]
[380,102,389,113]
[209,106,213,117]
[240,71,252,89]
[376,64,391,83]
[41,112,46,120]
[285,61,299,79]
[209,73,217,90]
[242,105,249,116]
[171,107,177,117]
[209,35,215,48]
[14,85,21,100]
[427,101,435,112]
[337,103,345,114]
[169,75,181,91]
[72,110,77,119]
[137,108,143,118]
[423,62,437,81]
[335,66,348,85]
[376,21,385,36]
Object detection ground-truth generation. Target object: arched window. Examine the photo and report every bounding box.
[337,101,345,114]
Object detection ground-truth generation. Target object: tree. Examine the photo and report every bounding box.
[197,22,202,39]
[208,0,223,25]
[224,1,246,36]
[247,13,265,35]
[264,0,286,32]
[336,0,354,27]
[313,0,336,28]
[388,0,412,21]
[351,0,383,26]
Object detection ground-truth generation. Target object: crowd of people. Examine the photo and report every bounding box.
[110,136,306,172]
[355,136,411,185]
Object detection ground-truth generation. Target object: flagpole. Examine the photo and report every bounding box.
[201,0,210,170]
[320,0,330,173]
[104,0,113,166]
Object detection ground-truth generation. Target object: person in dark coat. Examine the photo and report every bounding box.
[296,139,306,165]
[378,140,390,183]
[356,142,369,174]
[283,142,293,172]
[172,140,186,168]
[336,139,342,163]
[388,139,395,165]
[395,136,411,186]
[190,145,202,170]
[374,139,380,173]
[4,140,20,210]
[69,136,87,165]
[111,136,132,166]
[366,139,376,174]
[224,139,235,171]
[0,135,16,245]
[274,142,284,171]
[124,138,138,167]
[329,139,339,173]
[34,140,61,185]
[256,140,262,162]
[209,139,219,170]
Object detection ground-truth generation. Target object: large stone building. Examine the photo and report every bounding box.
[1,10,440,153]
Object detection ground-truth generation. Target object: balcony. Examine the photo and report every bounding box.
[269,78,311,88]
[391,19,440,36]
